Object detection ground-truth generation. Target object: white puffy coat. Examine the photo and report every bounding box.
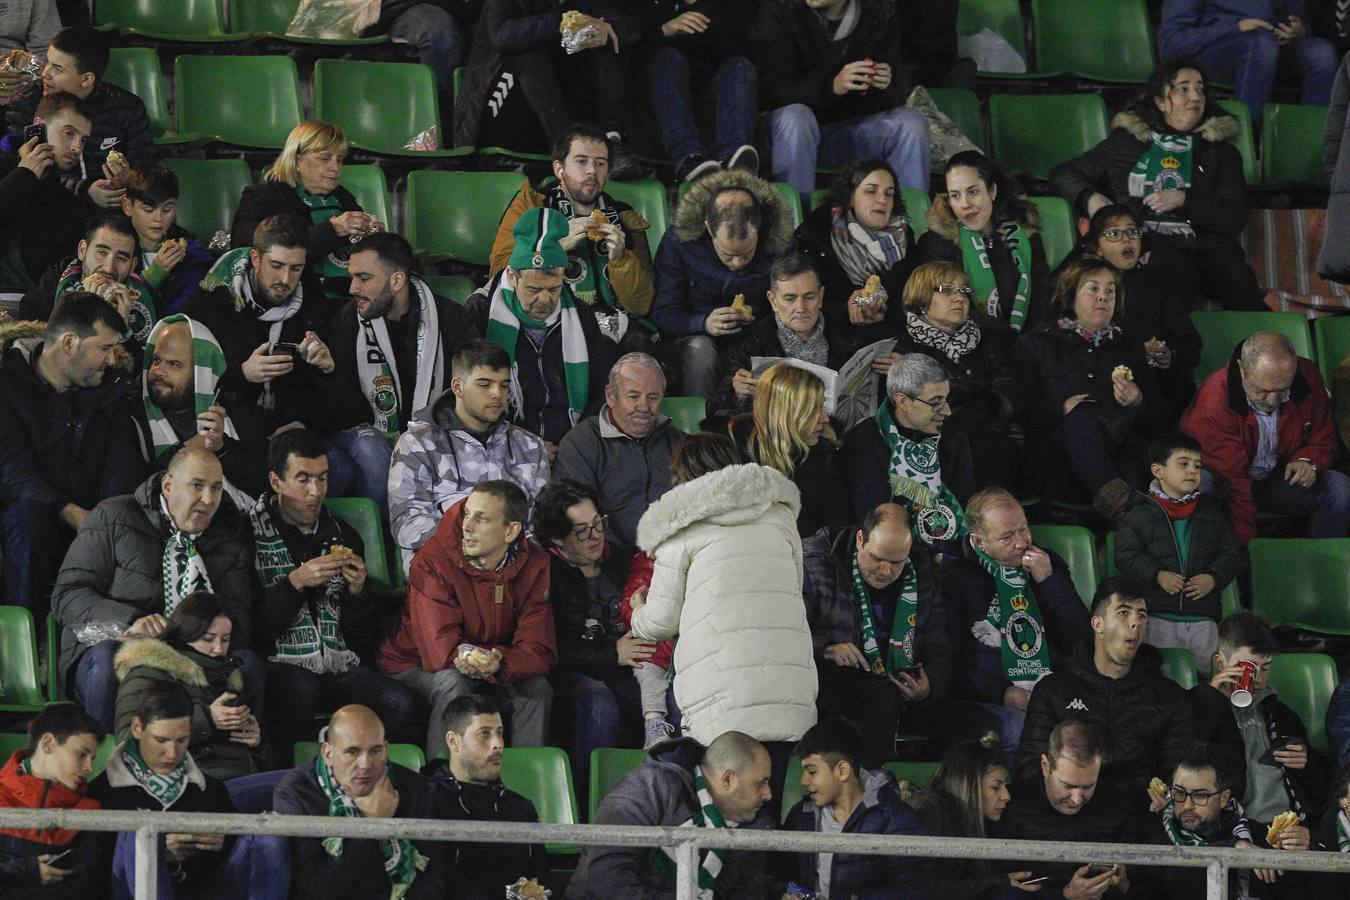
[632,463,817,744]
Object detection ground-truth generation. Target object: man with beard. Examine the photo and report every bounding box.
[327,231,478,513]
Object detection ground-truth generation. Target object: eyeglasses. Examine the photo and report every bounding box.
[903,394,951,412]
[936,283,973,297]
[1170,787,1219,807]
[570,515,609,540]
[1100,228,1143,242]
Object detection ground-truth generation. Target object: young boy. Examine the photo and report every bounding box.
[1115,430,1242,676]
[0,703,105,896]
[119,162,211,315]
[784,719,926,899]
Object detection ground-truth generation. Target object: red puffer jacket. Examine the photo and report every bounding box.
[619,552,674,670]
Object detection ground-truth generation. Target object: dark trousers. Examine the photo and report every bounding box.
[1,499,68,616]
[817,663,906,768]
[265,662,421,763]
[643,49,757,168]
[1051,407,1147,496]
[499,43,630,143]
[1252,468,1350,539]
[551,669,643,813]
[1147,236,1264,312]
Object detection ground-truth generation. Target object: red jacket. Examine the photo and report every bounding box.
[0,750,100,845]
[1181,351,1336,545]
[377,498,556,680]
[619,552,674,670]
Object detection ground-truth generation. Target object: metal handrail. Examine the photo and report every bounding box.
[6,807,1350,900]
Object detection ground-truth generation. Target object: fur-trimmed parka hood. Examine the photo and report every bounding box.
[926,194,1042,244]
[0,320,44,354]
[1113,108,1239,145]
[637,462,801,551]
[114,637,210,687]
[671,169,795,257]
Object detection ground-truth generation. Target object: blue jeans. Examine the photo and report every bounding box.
[1050,407,1132,495]
[1328,678,1350,768]
[1251,467,1350,538]
[326,426,395,516]
[225,769,288,814]
[0,498,66,615]
[645,49,757,168]
[265,662,421,763]
[387,2,466,89]
[111,831,289,900]
[768,103,930,198]
[978,701,1025,771]
[551,670,642,811]
[1194,29,1337,130]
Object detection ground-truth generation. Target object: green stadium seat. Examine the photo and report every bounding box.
[0,732,113,774]
[989,94,1109,181]
[323,497,393,593]
[1158,647,1199,689]
[1104,532,1241,620]
[1313,316,1350,387]
[1190,311,1312,385]
[588,747,647,821]
[1031,0,1156,83]
[453,67,463,103]
[96,0,249,41]
[1250,538,1350,636]
[314,59,467,158]
[957,0,1052,77]
[421,274,478,305]
[926,87,984,151]
[161,158,252,252]
[93,734,115,776]
[1261,104,1331,189]
[501,746,579,852]
[884,760,939,788]
[175,55,303,150]
[405,170,520,267]
[1030,196,1075,270]
[660,396,706,434]
[1029,524,1098,608]
[901,188,932,239]
[337,165,391,230]
[773,183,804,228]
[0,608,45,712]
[1267,652,1336,755]
[1215,99,1258,187]
[603,179,670,257]
[229,0,390,44]
[103,48,197,144]
[45,613,58,701]
[782,756,805,822]
[293,741,425,770]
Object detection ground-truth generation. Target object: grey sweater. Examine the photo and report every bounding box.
[0,0,59,53]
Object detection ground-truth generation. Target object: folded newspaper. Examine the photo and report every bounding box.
[751,338,897,429]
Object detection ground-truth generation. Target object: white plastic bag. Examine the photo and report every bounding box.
[286,0,382,39]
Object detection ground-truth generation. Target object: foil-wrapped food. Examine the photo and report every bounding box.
[560,10,598,54]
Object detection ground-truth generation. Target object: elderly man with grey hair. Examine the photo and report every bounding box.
[1182,331,1349,545]
[842,351,975,549]
[554,351,683,552]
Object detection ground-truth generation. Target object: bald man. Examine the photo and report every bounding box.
[273,705,446,900]
[803,504,967,768]
[1183,331,1350,545]
[52,445,257,730]
[568,730,775,899]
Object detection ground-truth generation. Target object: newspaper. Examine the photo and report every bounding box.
[751,338,897,429]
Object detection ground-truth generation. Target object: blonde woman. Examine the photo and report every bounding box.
[728,361,850,536]
[230,119,382,300]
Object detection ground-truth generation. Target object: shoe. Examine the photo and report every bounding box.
[1092,477,1134,523]
[727,144,759,175]
[643,715,676,749]
[677,154,722,183]
[606,134,648,181]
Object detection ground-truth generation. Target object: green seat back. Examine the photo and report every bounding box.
[588,747,647,821]
[1268,652,1337,755]
[1190,311,1312,385]
[1031,0,1156,83]
[96,0,235,38]
[990,94,1108,181]
[1029,524,1098,608]
[660,396,706,434]
[0,608,44,710]
[0,733,27,759]
[406,171,520,266]
[927,87,984,150]
[884,760,939,788]
[292,741,424,770]
[1030,196,1075,270]
[314,59,451,157]
[1104,532,1241,620]
[501,747,579,852]
[1158,647,1199,690]
[323,497,393,592]
[958,0,1026,59]
[1251,538,1350,637]
[604,179,670,257]
[901,188,931,239]
[773,182,804,228]
[781,756,805,823]
[161,158,252,245]
[175,55,302,150]
[338,165,391,230]
[1215,99,1259,186]
[1314,315,1350,387]
[1262,104,1331,189]
[0,728,115,776]
[45,613,58,701]
[229,0,296,34]
[93,734,115,777]
[103,48,171,138]
[421,274,478,305]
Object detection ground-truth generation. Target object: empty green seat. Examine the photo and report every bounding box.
[1313,315,1350,387]
[1267,652,1337,755]
[588,747,647,821]
[781,756,805,822]
[96,0,248,41]
[314,59,465,158]
[1029,524,1098,608]
[293,741,425,770]
[1031,0,1156,83]
[229,0,389,44]
[323,497,393,592]
[0,607,46,712]
[1030,196,1074,270]
[989,94,1109,181]
[405,170,521,267]
[1250,538,1350,637]
[421,274,478,305]
[884,760,939,788]
[501,746,579,852]
[1190,311,1312,385]
[175,55,302,150]
[774,182,804,228]
[604,179,670,257]
[957,0,1049,77]
[902,188,931,239]
[1261,104,1330,189]
[338,165,391,230]
[103,48,196,144]
[1158,647,1199,689]
[660,396,706,434]
[927,87,984,151]
[161,158,252,248]
[1215,99,1259,187]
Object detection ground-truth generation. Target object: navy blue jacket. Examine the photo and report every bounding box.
[133,224,214,317]
[650,231,774,338]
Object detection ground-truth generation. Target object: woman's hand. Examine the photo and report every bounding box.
[330,210,375,238]
[1143,189,1186,214]
[628,587,648,614]
[209,692,249,731]
[846,290,886,325]
[1113,375,1142,408]
[1062,393,1091,415]
[870,351,901,374]
[229,715,262,748]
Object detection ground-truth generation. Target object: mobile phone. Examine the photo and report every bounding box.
[23,122,44,145]
[270,341,305,362]
[1084,863,1117,878]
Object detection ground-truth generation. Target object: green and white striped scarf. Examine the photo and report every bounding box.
[484,275,589,426]
[315,754,428,900]
[1128,132,1195,238]
[118,740,191,810]
[650,766,729,900]
[160,494,211,618]
[54,258,157,342]
[201,248,303,410]
[876,402,967,547]
[957,218,1032,333]
[854,547,921,674]
[142,315,237,459]
[248,494,359,674]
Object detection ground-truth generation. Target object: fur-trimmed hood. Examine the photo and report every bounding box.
[113,637,210,687]
[0,320,44,354]
[925,194,1041,244]
[1113,108,1239,145]
[637,462,801,552]
[671,169,794,257]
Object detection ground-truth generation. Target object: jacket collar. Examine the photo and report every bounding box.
[598,404,669,441]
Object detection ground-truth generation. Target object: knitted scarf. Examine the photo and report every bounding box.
[905,311,981,364]
[355,276,444,434]
[1161,796,1248,847]
[776,317,829,368]
[1127,132,1195,238]
[160,496,211,618]
[875,402,967,547]
[1338,809,1350,852]
[201,248,304,410]
[315,754,428,900]
[829,206,908,288]
[484,275,588,425]
[296,185,347,291]
[142,315,238,459]
[649,765,729,900]
[1057,317,1120,348]
[248,494,359,674]
[544,182,621,311]
[958,219,1032,332]
[118,741,190,810]
[1148,479,1199,520]
[972,543,1053,685]
[54,258,157,343]
[853,547,921,673]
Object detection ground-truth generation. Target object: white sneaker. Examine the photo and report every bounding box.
[643,715,676,748]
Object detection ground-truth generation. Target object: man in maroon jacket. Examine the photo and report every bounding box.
[377,480,556,756]
[1181,332,1350,545]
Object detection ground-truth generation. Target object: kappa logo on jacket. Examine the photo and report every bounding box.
[1066,698,1090,712]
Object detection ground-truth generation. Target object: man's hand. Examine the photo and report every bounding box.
[453,646,502,678]
[165,833,221,863]
[127,614,167,638]
[1146,779,1168,813]
[1210,660,1246,692]
[543,439,558,464]
[241,342,295,384]
[1272,742,1308,771]
[1274,15,1305,43]
[824,642,868,670]
[704,306,749,338]
[1061,864,1114,899]
[1112,375,1142,408]
[103,152,129,184]
[1020,546,1053,583]
[868,61,893,90]
[731,369,757,400]
[833,60,876,95]
[598,223,625,262]
[187,405,227,454]
[1284,458,1317,489]
[846,290,887,325]
[87,179,126,209]
[1236,839,1282,883]
[560,216,590,252]
[229,714,262,747]
[616,631,656,667]
[1062,393,1091,416]
[17,135,53,178]
[1183,574,1216,599]
[353,774,400,818]
[1003,684,1032,711]
[209,692,250,731]
[870,351,902,375]
[1157,571,1185,595]
[155,238,187,273]
[0,68,23,104]
[662,10,709,36]
[580,17,620,52]
[299,330,336,374]
[1143,189,1186,215]
[1007,871,1044,893]
[59,503,89,531]
[1238,17,1274,31]
[288,554,348,591]
[889,666,930,701]
[1273,824,1310,851]
[341,554,368,595]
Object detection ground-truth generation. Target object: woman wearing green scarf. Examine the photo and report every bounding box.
[915,151,1051,335]
[231,120,382,303]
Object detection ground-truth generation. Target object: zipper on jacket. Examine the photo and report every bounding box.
[1146,495,1187,616]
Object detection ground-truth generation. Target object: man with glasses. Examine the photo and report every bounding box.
[844,352,974,550]
[1182,331,1350,545]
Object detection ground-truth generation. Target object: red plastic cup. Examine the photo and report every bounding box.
[1230,660,1257,707]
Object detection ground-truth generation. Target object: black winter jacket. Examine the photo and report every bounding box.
[895,312,1024,423]
[708,313,855,426]
[229,181,362,302]
[549,544,634,680]
[909,788,1014,900]
[842,411,977,522]
[1114,491,1242,620]
[632,0,752,62]
[729,414,852,538]
[0,165,85,291]
[131,389,272,502]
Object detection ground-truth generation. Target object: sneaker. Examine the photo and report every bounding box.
[727,144,759,175]
[677,154,722,183]
[643,715,676,749]
[606,134,648,181]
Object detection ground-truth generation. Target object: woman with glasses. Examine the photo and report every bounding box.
[1051,59,1262,311]
[1011,258,1173,522]
[896,261,1025,491]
